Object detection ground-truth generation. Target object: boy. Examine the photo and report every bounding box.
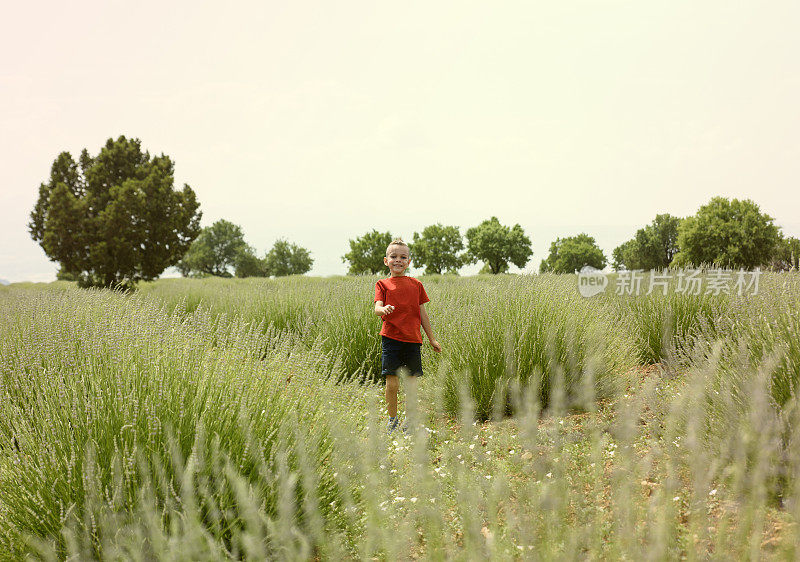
[374,238,442,434]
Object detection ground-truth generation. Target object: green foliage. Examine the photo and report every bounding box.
[55,266,79,282]
[410,224,465,274]
[479,263,503,274]
[0,288,358,559]
[308,285,383,383]
[672,197,780,268]
[438,275,632,421]
[696,274,800,409]
[342,230,394,275]
[265,239,314,277]
[613,214,682,270]
[771,235,800,271]
[465,217,532,274]
[612,239,637,271]
[177,219,249,277]
[612,289,730,364]
[540,233,606,274]
[140,276,383,382]
[234,246,270,278]
[28,136,201,289]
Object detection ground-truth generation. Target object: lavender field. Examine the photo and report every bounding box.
[2,272,800,559]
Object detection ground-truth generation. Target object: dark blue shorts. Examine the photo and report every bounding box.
[381,336,423,377]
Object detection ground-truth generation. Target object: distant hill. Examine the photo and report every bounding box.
[0,279,10,286]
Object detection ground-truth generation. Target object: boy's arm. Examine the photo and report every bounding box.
[375,300,394,317]
[419,304,442,352]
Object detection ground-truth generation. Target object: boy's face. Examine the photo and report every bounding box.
[384,245,411,276]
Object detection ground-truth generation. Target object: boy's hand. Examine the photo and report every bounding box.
[430,339,442,353]
[380,305,395,316]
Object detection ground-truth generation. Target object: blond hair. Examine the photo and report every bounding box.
[386,238,410,256]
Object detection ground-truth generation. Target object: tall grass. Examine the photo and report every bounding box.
[0,287,364,559]
[2,275,800,558]
[609,288,731,365]
[435,274,634,421]
[682,273,800,410]
[140,276,385,383]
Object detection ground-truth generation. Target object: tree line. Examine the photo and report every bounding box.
[342,218,532,275]
[610,201,799,272]
[29,136,799,288]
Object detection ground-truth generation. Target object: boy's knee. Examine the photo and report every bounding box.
[386,374,399,390]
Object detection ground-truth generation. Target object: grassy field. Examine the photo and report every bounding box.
[1,272,800,559]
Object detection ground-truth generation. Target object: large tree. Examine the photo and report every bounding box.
[540,233,606,274]
[612,214,681,270]
[465,217,532,274]
[671,197,780,269]
[177,219,249,277]
[342,230,394,275]
[264,239,314,277]
[411,223,465,274]
[29,136,201,288]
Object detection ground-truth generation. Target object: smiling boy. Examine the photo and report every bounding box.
[374,238,442,434]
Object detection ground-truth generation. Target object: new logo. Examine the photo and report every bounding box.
[577,265,608,298]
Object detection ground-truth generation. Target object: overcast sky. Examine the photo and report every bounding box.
[2,1,799,282]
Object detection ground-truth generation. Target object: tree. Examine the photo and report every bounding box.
[540,233,606,274]
[612,239,638,270]
[29,136,201,288]
[55,266,80,282]
[410,224,465,274]
[465,217,532,274]
[770,235,800,271]
[233,246,269,278]
[612,214,681,270]
[671,197,780,269]
[342,230,394,275]
[264,239,314,277]
[177,219,248,277]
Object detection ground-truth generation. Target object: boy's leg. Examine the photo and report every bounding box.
[385,374,399,418]
[381,336,403,420]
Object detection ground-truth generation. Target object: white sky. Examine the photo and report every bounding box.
[2,1,799,282]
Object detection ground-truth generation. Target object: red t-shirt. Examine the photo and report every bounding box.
[374,276,430,344]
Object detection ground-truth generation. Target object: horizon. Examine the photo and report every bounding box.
[3,1,799,283]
